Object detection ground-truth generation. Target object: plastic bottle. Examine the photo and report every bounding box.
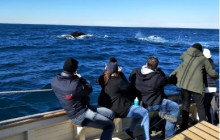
[134,97,139,106]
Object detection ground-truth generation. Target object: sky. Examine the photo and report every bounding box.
[0,0,219,29]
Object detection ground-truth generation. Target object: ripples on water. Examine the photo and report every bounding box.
[0,24,219,120]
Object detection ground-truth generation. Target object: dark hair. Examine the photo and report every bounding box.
[103,70,118,85]
[147,56,158,70]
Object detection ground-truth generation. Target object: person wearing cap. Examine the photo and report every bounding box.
[203,49,217,124]
[170,43,219,130]
[51,58,115,140]
[98,56,150,140]
[97,56,130,108]
[129,56,179,139]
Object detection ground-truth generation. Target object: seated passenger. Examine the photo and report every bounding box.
[129,56,179,139]
[98,56,150,140]
[51,58,115,140]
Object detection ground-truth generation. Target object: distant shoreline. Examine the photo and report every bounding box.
[0,22,218,30]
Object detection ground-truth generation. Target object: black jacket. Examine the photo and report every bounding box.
[203,58,217,88]
[51,72,92,119]
[129,67,167,107]
[104,74,132,118]
[97,72,133,108]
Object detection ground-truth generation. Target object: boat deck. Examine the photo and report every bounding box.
[0,109,219,140]
[109,121,220,140]
[0,109,167,140]
[171,121,219,140]
[0,92,219,140]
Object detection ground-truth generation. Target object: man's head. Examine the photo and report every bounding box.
[146,56,159,70]
[63,57,78,73]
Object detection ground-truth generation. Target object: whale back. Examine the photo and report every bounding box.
[70,31,86,37]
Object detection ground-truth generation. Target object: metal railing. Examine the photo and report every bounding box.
[0,89,53,94]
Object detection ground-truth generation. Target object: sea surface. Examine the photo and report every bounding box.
[0,23,219,121]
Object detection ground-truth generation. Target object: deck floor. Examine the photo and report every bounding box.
[107,121,219,140]
[171,121,219,140]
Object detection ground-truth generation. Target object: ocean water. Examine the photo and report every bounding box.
[0,23,219,121]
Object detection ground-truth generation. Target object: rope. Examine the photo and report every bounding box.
[0,89,53,94]
[150,118,165,130]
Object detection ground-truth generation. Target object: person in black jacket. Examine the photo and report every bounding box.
[203,49,217,124]
[129,56,179,139]
[51,58,115,140]
[98,57,150,140]
[97,57,132,108]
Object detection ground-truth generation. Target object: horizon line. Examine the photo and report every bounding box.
[0,22,218,30]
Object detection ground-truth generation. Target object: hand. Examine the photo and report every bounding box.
[75,73,82,78]
[118,66,122,72]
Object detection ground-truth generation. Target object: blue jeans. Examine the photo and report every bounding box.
[129,99,179,138]
[149,99,179,138]
[73,105,115,140]
[126,105,149,139]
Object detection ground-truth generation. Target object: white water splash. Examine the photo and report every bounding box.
[56,34,75,40]
[104,35,109,38]
[137,35,167,43]
[135,32,144,38]
[77,34,93,39]
[56,34,94,40]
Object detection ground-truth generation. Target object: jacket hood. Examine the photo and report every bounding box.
[57,72,78,80]
[136,66,155,80]
[187,47,204,57]
[141,65,154,74]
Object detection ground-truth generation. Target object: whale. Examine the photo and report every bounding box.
[70,31,86,38]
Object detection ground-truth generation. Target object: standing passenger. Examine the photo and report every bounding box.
[51,58,115,140]
[203,49,217,124]
[129,56,179,139]
[98,56,150,140]
[170,43,219,130]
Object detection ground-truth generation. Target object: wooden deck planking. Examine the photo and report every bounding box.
[194,123,219,138]
[170,133,188,140]
[182,130,205,140]
[171,121,219,140]
[188,126,218,140]
[200,121,219,132]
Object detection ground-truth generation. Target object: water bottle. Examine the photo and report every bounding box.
[134,97,139,106]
